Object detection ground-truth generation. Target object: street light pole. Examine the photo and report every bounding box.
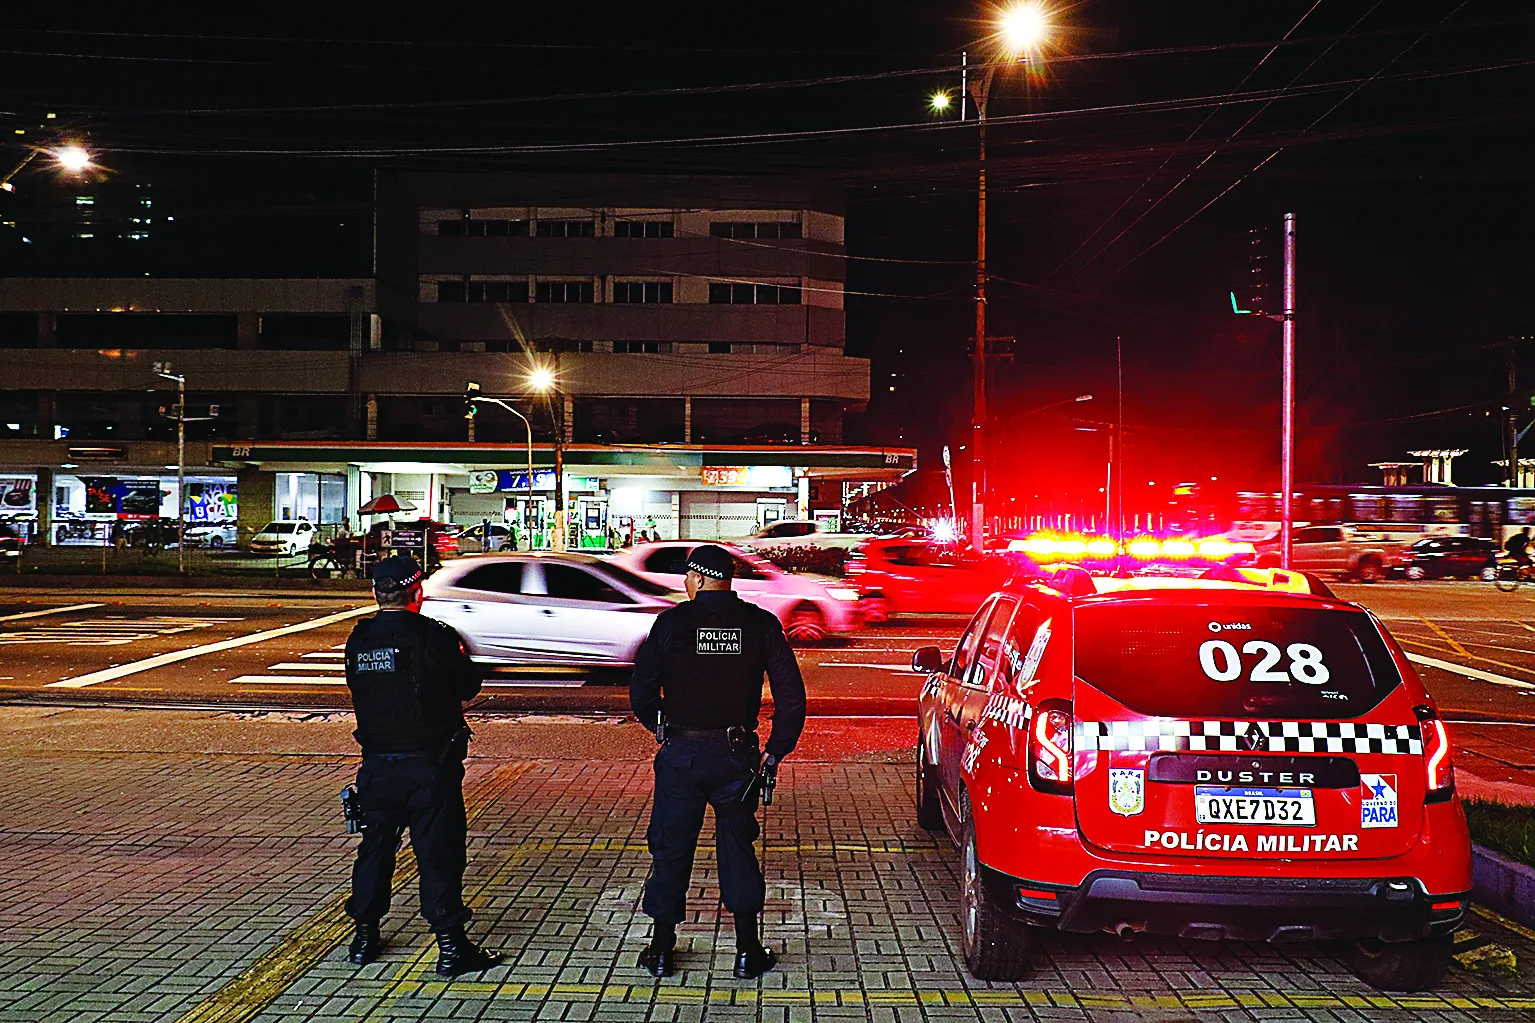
[473,394,535,551]
[1280,213,1297,570]
[969,64,994,549]
[153,362,187,575]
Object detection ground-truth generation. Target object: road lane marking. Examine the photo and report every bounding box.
[230,676,346,685]
[1420,617,1471,657]
[47,606,375,688]
[265,662,343,671]
[0,615,243,647]
[1405,652,1535,691]
[301,651,345,659]
[0,603,103,622]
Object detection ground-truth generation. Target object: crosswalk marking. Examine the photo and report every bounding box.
[230,641,592,689]
[1,615,242,647]
[301,652,345,659]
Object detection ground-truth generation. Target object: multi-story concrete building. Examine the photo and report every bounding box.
[0,173,912,548]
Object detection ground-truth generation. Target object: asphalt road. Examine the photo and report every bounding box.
[7,581,1535,791]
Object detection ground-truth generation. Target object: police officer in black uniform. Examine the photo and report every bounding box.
[629,544,807,979]
[342,554,501,977]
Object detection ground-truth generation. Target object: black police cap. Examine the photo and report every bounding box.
[372,554,424,589]
[685,544,734,580]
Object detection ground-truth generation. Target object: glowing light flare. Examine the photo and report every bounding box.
[1085,539,1117,557]
[53,145,92,173]
[1160,539,1196,558]
[929,91,953,113]
[527,366,557,392]
[1126,539,1161,558]
[931,519,957,543]
[997,1,1049,55]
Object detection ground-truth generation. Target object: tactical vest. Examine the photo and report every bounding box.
[659,595,769,730]
[346,612,462,754]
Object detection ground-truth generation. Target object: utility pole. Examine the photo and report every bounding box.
[1280,213,1297,570]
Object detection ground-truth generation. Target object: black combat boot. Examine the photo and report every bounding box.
[637,920,677,978]
[435,926,502,977]
[347,921,382,966]
[732,912,777,979]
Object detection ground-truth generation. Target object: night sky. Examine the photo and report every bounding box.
[3,2,1531,510]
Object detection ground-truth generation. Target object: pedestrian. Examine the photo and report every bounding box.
[341,554,501,977]
[629,544,807,979]
[1507,527,1532,570]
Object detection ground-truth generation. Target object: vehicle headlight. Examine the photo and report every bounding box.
[827,587,860,601]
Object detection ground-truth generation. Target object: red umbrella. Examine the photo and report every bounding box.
[357,494,417,516]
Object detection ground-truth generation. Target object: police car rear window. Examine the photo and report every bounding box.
[1072,603,1400,719]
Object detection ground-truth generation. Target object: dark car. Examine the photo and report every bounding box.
[1392,535,1498,581]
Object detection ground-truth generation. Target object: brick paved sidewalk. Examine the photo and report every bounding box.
[3,721,1535,1022]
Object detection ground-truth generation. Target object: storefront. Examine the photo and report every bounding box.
[50,472,238,545]
[211,441,916,550]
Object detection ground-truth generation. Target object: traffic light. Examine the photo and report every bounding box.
[1229,227,1273,317]
[464,381,481,420]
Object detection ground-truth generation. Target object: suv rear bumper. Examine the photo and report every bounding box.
[988,866,1466,943]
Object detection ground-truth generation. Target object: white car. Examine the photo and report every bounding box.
[248,519,317,556]
[422,553,679,667]
[609,541,860,642]
[740,519,864,551]
[185,522,238,548]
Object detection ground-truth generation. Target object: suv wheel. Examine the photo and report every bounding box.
[1343,935,1452,992]
[861,594,892,624]
[915,737,944,831]
[786,604,827,643]
[1356,556,1385,583]
[1404,565,1424,581]
[959,799,1031,981]
[1481,564,1498,582]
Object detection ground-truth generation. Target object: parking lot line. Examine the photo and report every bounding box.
[47,605,374,688]
[0,602,103,622]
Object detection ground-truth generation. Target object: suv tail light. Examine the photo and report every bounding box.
[1028,700,1073,795]
[1416,705,1455,803]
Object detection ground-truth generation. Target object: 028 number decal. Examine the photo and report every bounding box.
[1197,639,1331,685]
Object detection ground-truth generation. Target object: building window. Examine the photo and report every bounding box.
[535,220,596,238]
[708,221,802,240]
[437,280,466,302]
[536,281,595,303]
[708,342,732,354]
[467,281,529,303]
[614,220,674,238]
[708,282,801,304]
[438,218,527,237]
[614,341,669,354]
[531,339,595,353]
[613,281,673,304]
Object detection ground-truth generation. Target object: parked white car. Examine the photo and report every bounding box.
[609,541,860,641]
[184,522,238,548]
[422,553,680,667]
[248,519,317,557]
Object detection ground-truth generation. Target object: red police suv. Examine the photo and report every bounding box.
[912,571,1470,992]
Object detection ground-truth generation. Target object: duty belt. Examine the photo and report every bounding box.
[668,726,752,740]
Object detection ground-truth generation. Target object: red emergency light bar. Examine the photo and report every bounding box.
[1007,533,1254,562]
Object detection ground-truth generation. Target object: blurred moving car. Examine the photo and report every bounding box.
[1391,536,1498,581]
[1254,525,1404,582]
[740,519,863,551]
[0,522,23,558]
[847,539,1012,621]
[421,553,680,667]
[249,519,317,556]
[184,522,238,548]
[456,521,518,553]
[610,540,859,641]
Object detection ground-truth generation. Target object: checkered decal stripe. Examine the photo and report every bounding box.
[1074,719,1424,755]
[981,693,1029,730]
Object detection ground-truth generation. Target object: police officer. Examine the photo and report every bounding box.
[629,544,807,979]
[342,554,501,977]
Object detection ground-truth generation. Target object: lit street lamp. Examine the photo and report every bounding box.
[528,362,566,551]
[933,3,1053,546]
[52,145,92,173]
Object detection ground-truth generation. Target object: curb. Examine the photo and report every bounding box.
[1473,843,1535,930]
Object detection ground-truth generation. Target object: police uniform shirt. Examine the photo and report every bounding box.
[345,610,484,755]
[630,591,807,760]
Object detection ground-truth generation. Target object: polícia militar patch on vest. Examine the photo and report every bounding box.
[354,647,398,672]
[696,627,743,655]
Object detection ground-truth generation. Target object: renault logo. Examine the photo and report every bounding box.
[1243,722,1268,751]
